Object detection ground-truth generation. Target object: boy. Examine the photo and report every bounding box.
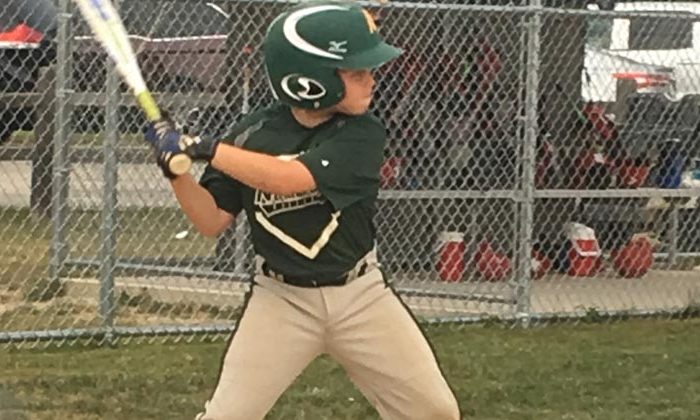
[145,2,460,418]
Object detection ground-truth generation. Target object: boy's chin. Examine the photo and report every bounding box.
[340,102,371,116]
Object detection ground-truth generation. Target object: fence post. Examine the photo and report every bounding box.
[667,204,679,268]
[30,66,55,219]
[515,1,542,324]
[214,0,252,274]
[99,0,122,343]
[49,0,73,282]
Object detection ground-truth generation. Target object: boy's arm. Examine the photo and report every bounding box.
[145,121,316,196]
[170,173,234,237]
[210,143,317,196]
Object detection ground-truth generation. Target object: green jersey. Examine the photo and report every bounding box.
[200,103,386,285]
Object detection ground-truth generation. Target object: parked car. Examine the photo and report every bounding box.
[71,0,236,135]
[583,1,700,102]
[0,0,56,144]
[1,0,236,144]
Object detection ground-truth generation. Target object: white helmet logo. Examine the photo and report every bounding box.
[281,74,326,101]
[283,5,347,60]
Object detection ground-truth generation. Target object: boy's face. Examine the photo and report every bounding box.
[334,68,376,115]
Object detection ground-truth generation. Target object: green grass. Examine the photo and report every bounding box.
[0,208,218,331]
[1,320,700,419]
[0,209,51,289]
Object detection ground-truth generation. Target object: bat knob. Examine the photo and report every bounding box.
[169,154,192,175]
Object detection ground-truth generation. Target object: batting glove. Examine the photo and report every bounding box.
[177,132,219,162]
[144,120,219,178]
[144,119,184,179]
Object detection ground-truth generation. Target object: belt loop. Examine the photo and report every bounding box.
[347,248,376,281]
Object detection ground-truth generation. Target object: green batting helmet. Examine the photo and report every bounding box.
[263,1,402,109]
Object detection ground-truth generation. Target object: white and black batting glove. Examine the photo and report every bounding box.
[177,133,219,162]
[145,119,219,179]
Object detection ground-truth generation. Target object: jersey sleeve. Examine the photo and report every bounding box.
[199,165,244,216]
[298,116,386,210]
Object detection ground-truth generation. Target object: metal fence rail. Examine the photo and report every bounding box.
[1,0,700,347]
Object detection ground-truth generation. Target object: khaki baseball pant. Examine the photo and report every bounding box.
[196,268,460,420]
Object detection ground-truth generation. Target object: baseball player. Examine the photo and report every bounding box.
[144,2,460,419]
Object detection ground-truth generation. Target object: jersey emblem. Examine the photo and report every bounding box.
[254,189,325,218]
[254,189,340,259]
[253,153,339,259]
[321,159,329,167]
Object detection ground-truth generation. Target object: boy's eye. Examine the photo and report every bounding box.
[351,70,370,79]
[339,69,372,81]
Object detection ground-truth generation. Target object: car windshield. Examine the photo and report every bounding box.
[74,0,230,38]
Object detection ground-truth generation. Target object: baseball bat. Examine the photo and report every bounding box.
[72,0,192,175]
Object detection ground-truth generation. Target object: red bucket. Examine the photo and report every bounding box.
[567,223,602,277]
[436,232,465,282]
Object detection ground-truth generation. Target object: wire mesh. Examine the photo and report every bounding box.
[1,0,700,348]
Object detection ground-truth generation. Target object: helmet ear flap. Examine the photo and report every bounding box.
[325,69,346,107]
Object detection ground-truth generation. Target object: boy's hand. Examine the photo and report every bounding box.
[145,120,219,178]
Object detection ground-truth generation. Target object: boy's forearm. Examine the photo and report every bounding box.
[170,174,232,237]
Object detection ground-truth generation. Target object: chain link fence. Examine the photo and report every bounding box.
[1,0,700,347]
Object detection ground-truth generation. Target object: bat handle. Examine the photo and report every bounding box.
[169,154,193,176]
[136,90,163,121]
[136,90,192,175]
